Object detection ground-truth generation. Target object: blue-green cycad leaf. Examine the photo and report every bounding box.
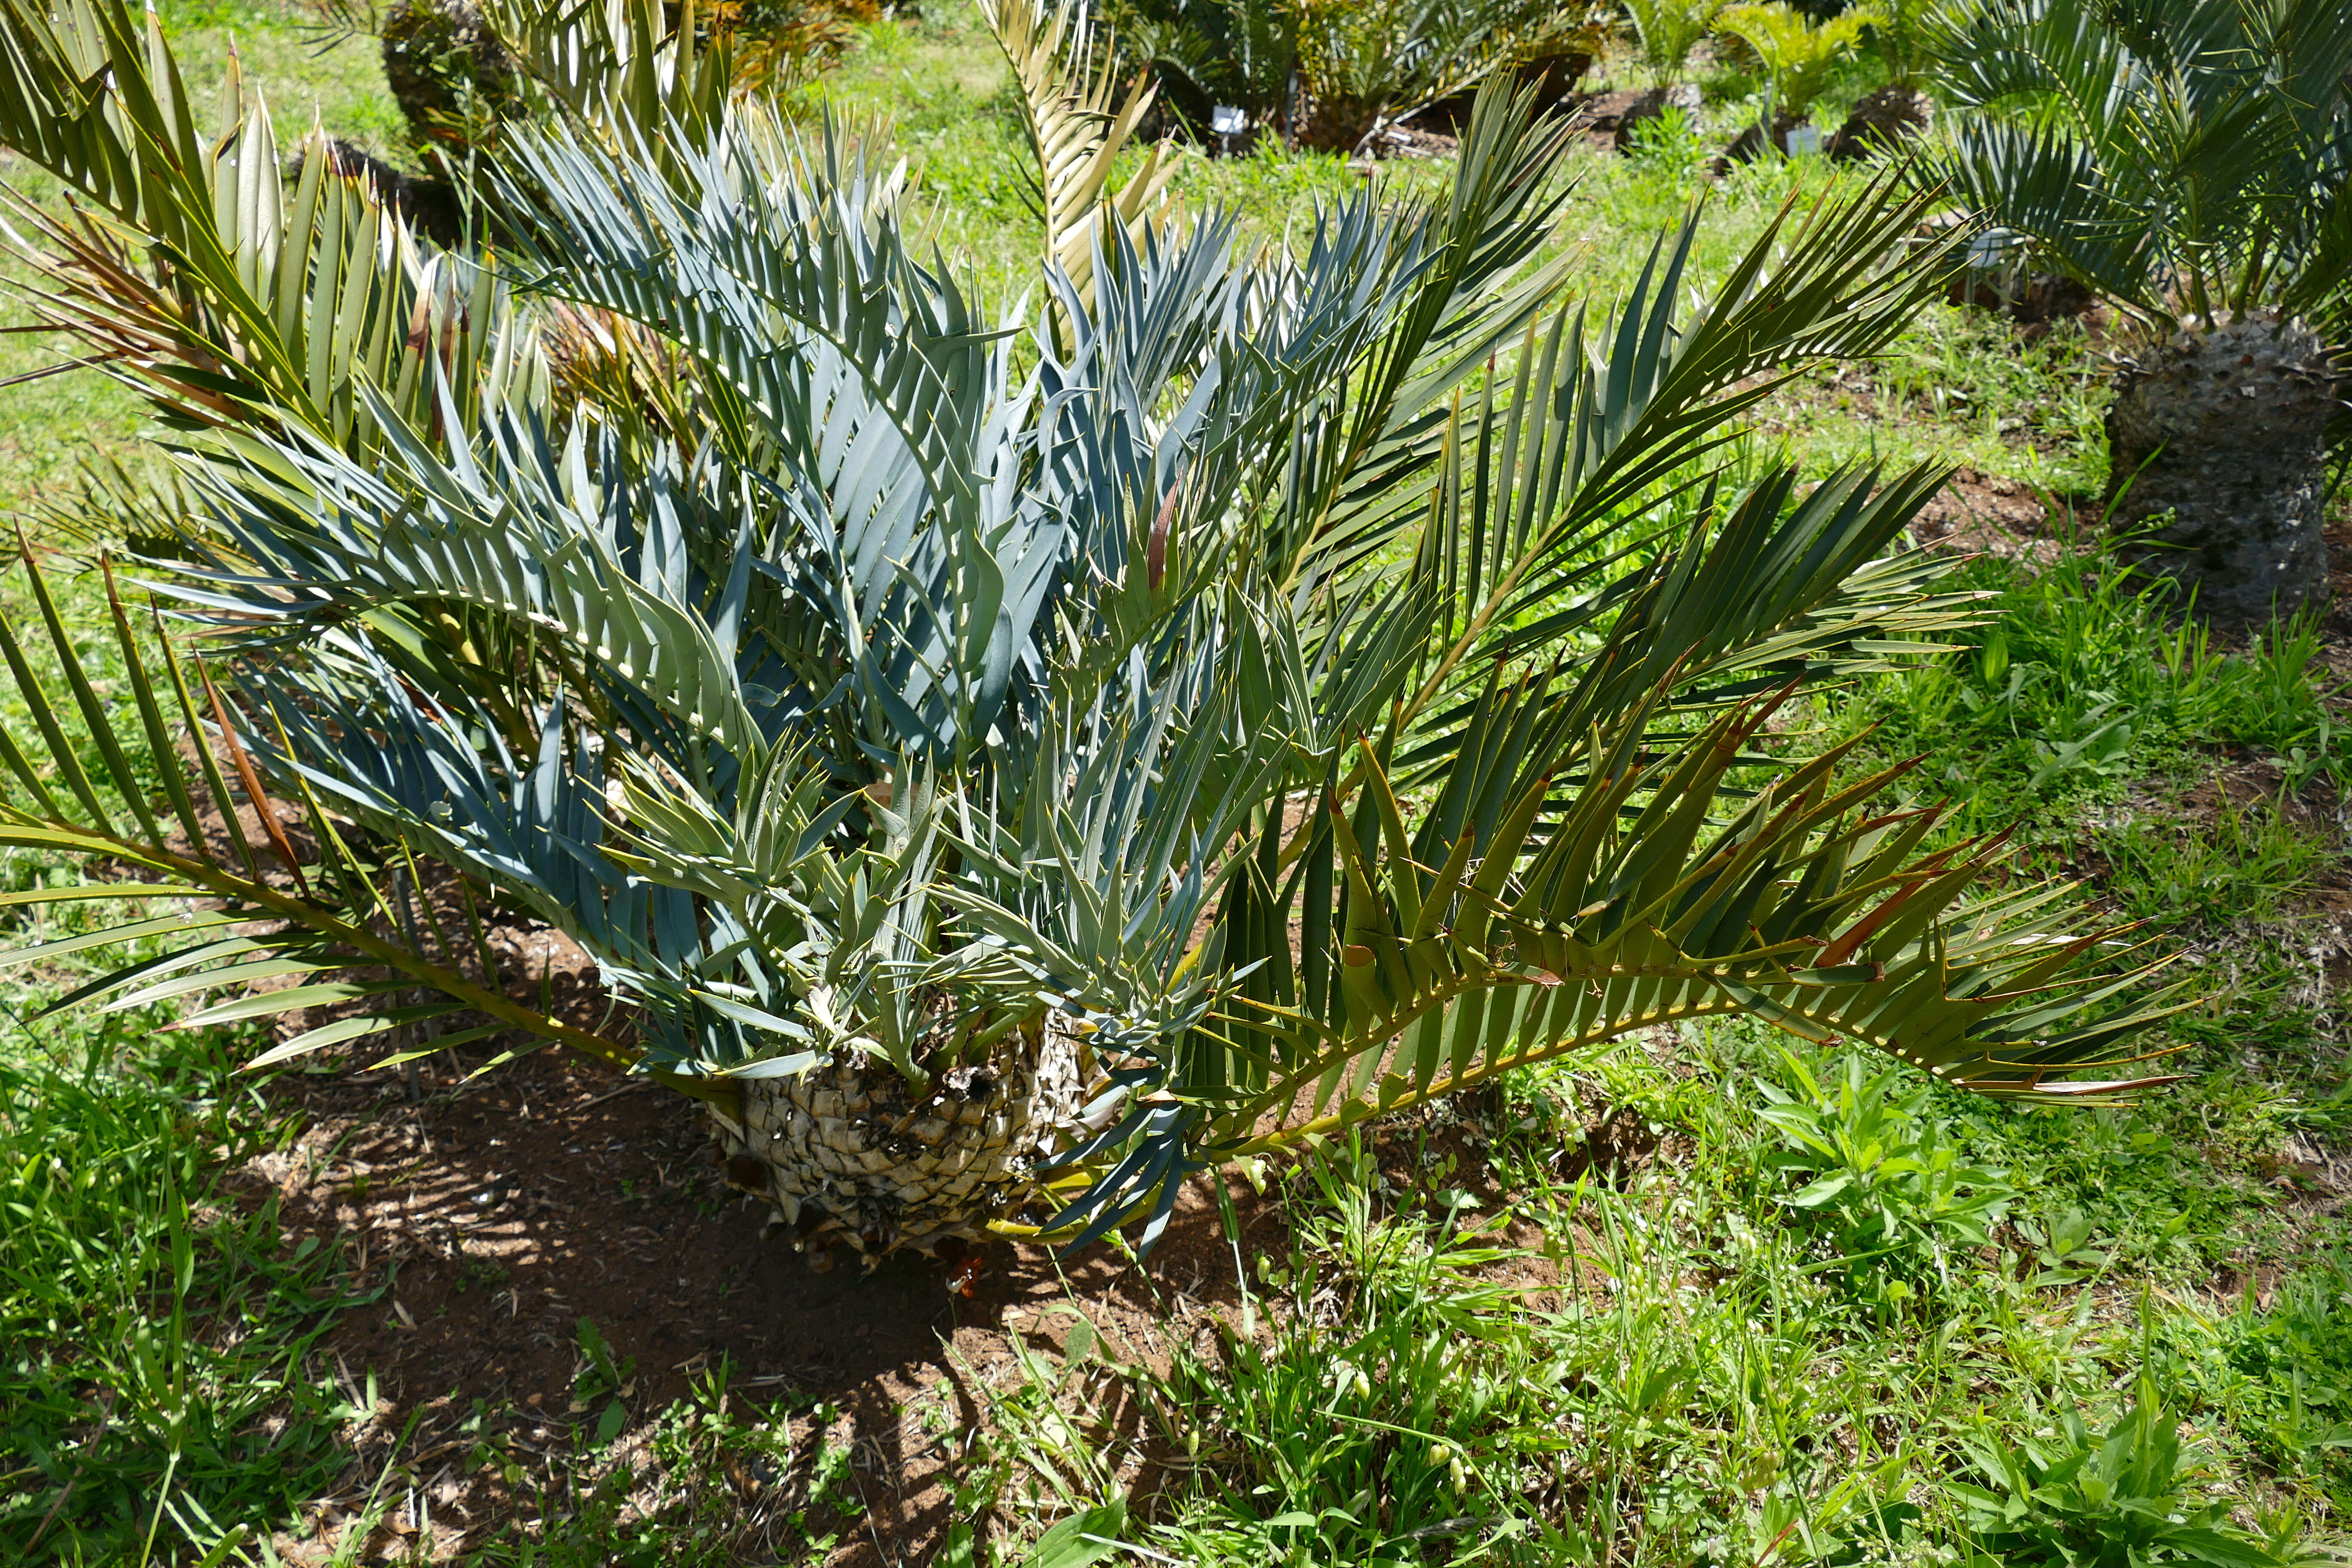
[245,656,623,934]
[942,646,1283,1031]
[177,398,779,775]
[496,110,1098,765]
[236,648,756,1047]
[496,112,985,502]
[607,747,949,1079]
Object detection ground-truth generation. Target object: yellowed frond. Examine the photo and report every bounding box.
[979,0,1176,316]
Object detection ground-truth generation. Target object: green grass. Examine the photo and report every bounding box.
[961,1027,2346,1564]
[0,966,375,1561]
[1842,545,2346,824]
[1,3,2348,1563]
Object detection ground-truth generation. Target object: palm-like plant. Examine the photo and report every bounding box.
[1289,0,1589,150]
[0,0,540,463]
[0,0,2186,1270]
[1099,0,1301,141]
[1864,0,1936,92]
[1106,0,1600,152]
[1924,0,2352,627]
[1622,0,1721,91]
[1719,1,1878,126]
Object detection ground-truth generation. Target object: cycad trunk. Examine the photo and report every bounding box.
[1298,94,1385,152]
[1829,86,1931,161]
[381,0,521,144]
[708,1022,1089,1269]
[2103,311,2337,628]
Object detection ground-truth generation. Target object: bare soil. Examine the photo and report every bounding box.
[1908,465,2077,565]
[233,1026,1300,1562]
[235,1016,1602,1564]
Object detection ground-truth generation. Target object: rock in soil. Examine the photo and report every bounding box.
[1712,108,1811,172]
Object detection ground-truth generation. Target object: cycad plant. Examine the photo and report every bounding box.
[1106,0,1598,151]
[1925,0,2352,627]
[368,0,863,152]
[1622,0,1721,91]
[0,0,2185,1270]
[1719,0,1877,140]
[1862,0,1933,91]
[1099,0,1300,141]
[1288,0,1587,149]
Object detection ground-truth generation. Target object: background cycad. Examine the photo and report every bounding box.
[1922,0,2352,626]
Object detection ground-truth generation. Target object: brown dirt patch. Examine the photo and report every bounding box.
[235,1040,1285,1564]
[1907,466,2081,566]
[2171,753,2347,839]
[230,1022,1593,1563]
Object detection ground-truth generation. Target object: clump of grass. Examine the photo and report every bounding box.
[2185,1259,2352,1513]
[2098,795,2334,931]
[1847,539,2347,830]
[0,997,372,1561]
[1148,1139,1583,1565]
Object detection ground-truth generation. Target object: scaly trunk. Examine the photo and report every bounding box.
[1297,93,1385,153]
[705,1018,1090,1269]
[1829,86,1931,162]
[2104,310,2336,628]
[381,0,521,146]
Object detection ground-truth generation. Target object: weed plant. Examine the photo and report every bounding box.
[1755,1052,2016,1309]
[1950,1373,2307,1568]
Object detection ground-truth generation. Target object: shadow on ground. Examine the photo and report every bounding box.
[230,1036,1281,1562]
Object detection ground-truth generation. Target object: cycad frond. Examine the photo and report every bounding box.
[484,0,737,153]
[982,0,1176,312]
[0,0,544,454]
[1041,678,2185,1245]
[1326,168,1972,755]
[186,402,778,773]
[0,550,653,1093]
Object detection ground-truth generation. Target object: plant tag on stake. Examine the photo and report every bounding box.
[1785,123,1823,157]
[1212,103,1244,157]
